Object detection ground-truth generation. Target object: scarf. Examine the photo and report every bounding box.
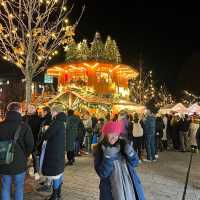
[110,154,136,200]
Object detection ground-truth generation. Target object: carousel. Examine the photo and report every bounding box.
[34,33,145,115]
[45,61,141,115]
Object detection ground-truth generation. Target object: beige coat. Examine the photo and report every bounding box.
[189,122,199,146]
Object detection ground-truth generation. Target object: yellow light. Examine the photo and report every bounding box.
[38,56,43,60]
[64,19,69,24]
[8,14,14,19]
[3,56,8,60]
[26,33,30,37]
[51,33,56,39]
[1,2,6,7]
[63,6,67,11]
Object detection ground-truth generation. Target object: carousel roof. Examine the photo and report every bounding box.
[47,61,138,86]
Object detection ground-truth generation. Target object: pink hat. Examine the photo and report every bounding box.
[102,121,123,136]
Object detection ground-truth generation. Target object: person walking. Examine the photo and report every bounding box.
[196,125,200,150]
[179,115,191,152]
[162,114,168,150]
[143,110,156,162]
[189,116,199,153]
[36,106,52,193]
[41,105,66,200]
[132,113,144,162]
[0,102,34,200]
[93,121,146,200]
[23,104,41,180]
[155,115,165,157]
[83,111,93,153]
[66,109,81,165]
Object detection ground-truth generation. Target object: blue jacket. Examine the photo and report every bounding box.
[143,115,156,136]
[94,145,146,200]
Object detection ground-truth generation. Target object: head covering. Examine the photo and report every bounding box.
[102,121,123,136]
[51,104,64,113]
[27,104,36,114]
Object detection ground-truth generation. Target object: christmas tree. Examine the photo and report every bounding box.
[112,40,122,63]
[104,36,115,62]
[77,39,90,60]
[65,37,78,62]
[90,32,105,60]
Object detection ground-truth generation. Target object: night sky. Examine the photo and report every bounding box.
[72,0,200,97]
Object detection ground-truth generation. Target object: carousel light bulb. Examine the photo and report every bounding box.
[64,19,69,24]
[26,33,30,37]
[63,6,67,11]
[3,56,7,60]
[38,56,43,60]
[8,14,14,19]
[1,2,6,7]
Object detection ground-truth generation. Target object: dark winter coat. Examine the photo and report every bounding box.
[143,115,156,136]
[156,117,165,137]
[0,111,34,175]
[42,112,66,176]
[37,113,52,153]
[66,115,81,151]
[179,118,191,132]
[94,140,146,200]
[23,113,41,149]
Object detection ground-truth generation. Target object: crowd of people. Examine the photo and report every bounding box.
[0,101,200,200]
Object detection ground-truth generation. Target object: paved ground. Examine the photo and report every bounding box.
[25,152,200,200]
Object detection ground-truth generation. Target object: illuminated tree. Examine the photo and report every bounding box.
[90,32,105,60]
[104,35,114,61]
[77,39,90,61]
[65,37,78,62]
[157,85,174,106]
[112,40,122,63]
[129,70,175,106]
[104,36,122,63]
[182,90,200,105]
[0,0,84,104]
[129,71,156,104]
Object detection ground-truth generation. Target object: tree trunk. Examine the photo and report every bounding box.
[25,72,33,107]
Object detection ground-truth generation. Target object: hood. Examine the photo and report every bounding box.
[5,111,22,122]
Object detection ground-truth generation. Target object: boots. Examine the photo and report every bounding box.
[46,189,60,200]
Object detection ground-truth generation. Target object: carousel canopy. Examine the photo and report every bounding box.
[47,61,138,87]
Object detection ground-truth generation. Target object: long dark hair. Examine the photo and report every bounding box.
[93,136,127,156]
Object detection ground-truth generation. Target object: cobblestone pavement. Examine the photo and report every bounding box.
[25,152,200,200]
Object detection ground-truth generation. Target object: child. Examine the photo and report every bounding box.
[93,121,146,200]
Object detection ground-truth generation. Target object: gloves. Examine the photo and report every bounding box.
[124,143,135,157]
[102,145,120,159]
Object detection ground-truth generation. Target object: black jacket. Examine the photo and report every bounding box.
[42,112,66,176]
[179,118,191,132]
[23,113,41,146]
[0,111,34,175]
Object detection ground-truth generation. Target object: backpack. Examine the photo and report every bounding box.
[0,125,21,165]
[132,122,143,137]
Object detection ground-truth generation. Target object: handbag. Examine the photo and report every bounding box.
[0,124,22,165]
